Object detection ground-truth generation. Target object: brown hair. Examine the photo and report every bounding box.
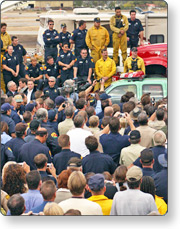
[1,121,9,134]
[113,165,128,191]
[40,180,57,200]
[35,90,43,99]
[57,169,72,189]
[58,134,70,148]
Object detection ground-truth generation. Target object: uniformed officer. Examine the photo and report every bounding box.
[127,10,144,48]
[44,56,61,87]
[11,36,27,78]
[1,103,16,138]
[110,7,129,65]
[124,47,145,74]
[59,23,72,51]
[70,20,88,57]
[86,17,110,64]
[95,49,116,90]
[1,23,11,54]
[43,19,60,63]
[1,143,15,171]
[43,76,60,102]
[25,57,44,90]
[2,45,19,91]
[57,42,75,85]
[73,48,95,84]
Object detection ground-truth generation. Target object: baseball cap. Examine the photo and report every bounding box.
[67,157,82,167]
[88,174,105,191]
[48,109,57,122]
[158,153,167,168]
[131,47,138,52]
[1,103,11,112]
[30,120,40,131]
[61,23,66,28]
[55,96,67,106]
[140,149,154,163]
[126,166,143,182]
[94,17,101,22]
[130,130,141,140]
[99,93,111,100]
[130,107,141,120]
[25,103,35,112]
[14,94,23,103]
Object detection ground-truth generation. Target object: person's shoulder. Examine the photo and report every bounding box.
[122,14,128,19]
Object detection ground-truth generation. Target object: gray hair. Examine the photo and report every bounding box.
[153,130,166,146]
[64,105,74,117]
[49,76,56,82]
[7,81,16,90]
[36,108,48,121]
[138,112,148,125]
[44,98,54,109]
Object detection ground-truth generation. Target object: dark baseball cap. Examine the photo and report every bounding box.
[130,130,141,140]
[140,149,154,163]
[99,93,111,100]
[1,103,11,112]
[131,47,138,52]
[88,174,105,191]
[55,96,67,106]
[30,120,40,131]
[25,103,35,112]
[94,17,100,22]
[61,23,66,28]
[48,109,57,122]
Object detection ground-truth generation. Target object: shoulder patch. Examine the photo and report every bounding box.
[44,66,47,70]
[51,132,57,138]
[40,67,43,71]
[26,66,29,70]
[91,58,94,63]
[5,194,10,200]
[3,57,6,60]
[8,147,12,152]
[49,150,52,157]
[71,33,74,36]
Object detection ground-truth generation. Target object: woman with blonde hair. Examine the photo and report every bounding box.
[43,202,64,215]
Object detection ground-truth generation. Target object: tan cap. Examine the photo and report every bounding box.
[14,94,23,103]
[126,166,143,182]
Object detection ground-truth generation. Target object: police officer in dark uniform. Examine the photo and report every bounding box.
[127,10,144,48]
[43,19,60,63]
[1,103,16,138]
[18,128,52,170]
[2,45,19,91]
[70,20,88,57]
[5,123,27,162]
[11,36,27,78]
[25,57,44,90]
[56,42,75,86]
[59,23,72,52]
[73,48,95,84]
[36,108,61,156]
[1,143,15,171]
[44,56,60,87]
[43,76,60,102]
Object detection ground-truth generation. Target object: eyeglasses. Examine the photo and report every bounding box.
[49,24,54,25]
[81,52,87,54]
[49,81,55,82]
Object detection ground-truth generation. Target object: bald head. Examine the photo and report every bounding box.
[104,106,114,117]
[153,130,166,146]
[35,127,48,143]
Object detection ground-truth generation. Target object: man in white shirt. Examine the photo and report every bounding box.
[111,166,158,215]
[26,79,36,103]
[67,115,93,157]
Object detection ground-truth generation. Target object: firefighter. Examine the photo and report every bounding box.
[123,47,145,74]
[1,23,11,54]
[1,39,6,93]
[95,48,116,91]
[86,17,110,64]
[127,10,144,48]
[110,7,129,65]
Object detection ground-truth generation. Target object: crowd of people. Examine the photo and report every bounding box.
[1,6,167,216]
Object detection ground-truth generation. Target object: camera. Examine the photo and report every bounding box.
[62,104,66,108]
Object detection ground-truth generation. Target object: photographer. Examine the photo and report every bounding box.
[60,79,78,105]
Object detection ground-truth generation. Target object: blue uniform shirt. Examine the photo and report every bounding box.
[70,28,88,49]
[11,107,22,125]
[127,18,144,39]
[1,114,16,135]
[43,85,60,102]
[2,53,19,75]
[25,63,44,79]
[18,139,52,170]
[74,55,95,77]
[43,29,60,48]
[5,137,26,162]
[1,143,15,170]
[44,63,59,78]
[59,31,71,48]
[57,50,75,66]
[12,44,26,63]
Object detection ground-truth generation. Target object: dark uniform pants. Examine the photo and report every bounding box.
[45,47,58,64]
[19,63,26,78]
[34,79,44,90]
[60,69,73,86]
[127,36,139,49]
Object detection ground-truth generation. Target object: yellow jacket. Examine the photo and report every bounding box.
[86,26,110,51]
[155,195,167,215]
[1,32,11,51]
[88,195,113,215]
[124,56,145,74]
[110,14,129,34]
[95,57,116,88]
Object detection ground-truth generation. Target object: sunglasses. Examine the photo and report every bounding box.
[49,81,55,82]
[49,24,54,25]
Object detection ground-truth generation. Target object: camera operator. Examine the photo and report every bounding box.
[60,79,78,105]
